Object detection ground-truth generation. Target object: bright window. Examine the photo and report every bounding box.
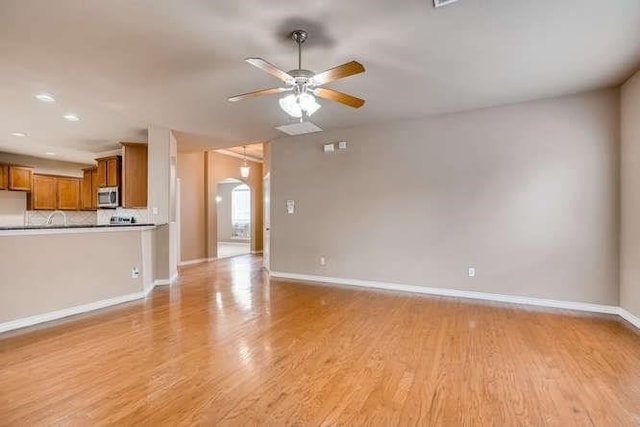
[231,184,251,238]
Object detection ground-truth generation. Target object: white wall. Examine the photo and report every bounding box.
[147,126,178,281]
[0,152,90,177]
[270,88,620,305]
[0,191,26,226]
[620,70,640,319]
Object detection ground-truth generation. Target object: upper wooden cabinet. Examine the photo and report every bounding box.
[8,165,33,191]
[121,143,148,208]
[29,174,81,211]
[57,178,80,210]
[81,167,97,210]
[96,156,121,188]
[0,164,8,190]
[31,175,57,210]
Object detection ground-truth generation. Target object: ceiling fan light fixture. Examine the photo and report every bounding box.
[299,92,321,116]
[279,92,321,118]
[279,94,302,118]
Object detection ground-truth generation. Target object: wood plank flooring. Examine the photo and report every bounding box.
[1,255,639,426]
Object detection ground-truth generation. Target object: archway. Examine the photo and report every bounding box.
[216,178,251,258]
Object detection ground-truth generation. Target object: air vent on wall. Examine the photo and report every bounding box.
[433,0,459,8]
[275,121,323,136]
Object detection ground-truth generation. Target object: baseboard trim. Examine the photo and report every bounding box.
[154,272,179,287]
[178,258,215,267]
[617,308,640,330]
[269,271,620,316]
[251,250,263,254]
[0,291,146,334]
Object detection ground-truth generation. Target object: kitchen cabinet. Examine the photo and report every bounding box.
[8,165,33,191]
[96,156,121,188]
[31,175,57,210]
[29,174,81,210]
[57,178,80,210]
[81,167,97,210]
[121,142,148,208]
[0,164,8,190]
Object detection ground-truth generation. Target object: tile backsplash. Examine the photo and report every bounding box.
[25,210,97,226]
[97,208,150,225]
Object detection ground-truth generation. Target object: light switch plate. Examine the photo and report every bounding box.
[337,141,347,150]
[323,143,335,153]
[152,207,159,215]
[286,200,295,214]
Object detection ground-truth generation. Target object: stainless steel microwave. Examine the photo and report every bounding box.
[97,186,119,208]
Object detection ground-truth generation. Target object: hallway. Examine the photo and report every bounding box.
[1,255,639,425]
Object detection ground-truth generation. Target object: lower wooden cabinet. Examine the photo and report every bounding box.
[29,174,81,211]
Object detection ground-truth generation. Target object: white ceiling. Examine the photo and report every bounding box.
[1,0,639,162]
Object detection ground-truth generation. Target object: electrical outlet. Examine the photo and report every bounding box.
[152,207,159,215]
[320,256,326,266]
[468,267,476,278]
[286,200,295,214]
[131,267,140,279]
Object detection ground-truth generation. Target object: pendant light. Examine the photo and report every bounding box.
[240,145,250,178]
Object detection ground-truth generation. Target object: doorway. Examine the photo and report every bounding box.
[216,178,251,259]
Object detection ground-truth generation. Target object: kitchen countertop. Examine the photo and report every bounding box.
[0,223,154,231]
[0,223,157,236]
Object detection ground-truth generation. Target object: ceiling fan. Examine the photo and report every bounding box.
[228,29,365,119]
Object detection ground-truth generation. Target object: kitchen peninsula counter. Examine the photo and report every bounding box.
[0,223,155,236]
[0,224,164,333]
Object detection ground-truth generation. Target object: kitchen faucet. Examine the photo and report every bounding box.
[46,210,67,226]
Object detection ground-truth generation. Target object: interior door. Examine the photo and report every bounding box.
[263,173,270,271]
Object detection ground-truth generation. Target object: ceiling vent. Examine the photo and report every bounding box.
[433,0,459,8]
[275,121,323,136]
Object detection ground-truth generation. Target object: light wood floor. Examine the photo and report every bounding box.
[1,255,639,426]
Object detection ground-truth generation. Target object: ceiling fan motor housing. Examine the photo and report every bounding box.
[291,30,308,44]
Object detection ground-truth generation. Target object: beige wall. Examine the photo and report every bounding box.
[270,88,620,305]
[0,152,91,177]
[205,152,263,258]
[153,224,170,280]
[0,230,146,323]
[177,152,207,262]
[263,142,271,177]
[620,70,640,318]
[176,151,263,262]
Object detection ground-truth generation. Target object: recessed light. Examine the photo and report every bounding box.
[63,113,80,122]
[11,132,27,137]
[45,152,56,156]
[35,92,56,103]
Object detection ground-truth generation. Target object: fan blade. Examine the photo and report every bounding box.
[245,58,294,83]
[311,61,365,86]
[314,88,365,109]
[228,87,289,102]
